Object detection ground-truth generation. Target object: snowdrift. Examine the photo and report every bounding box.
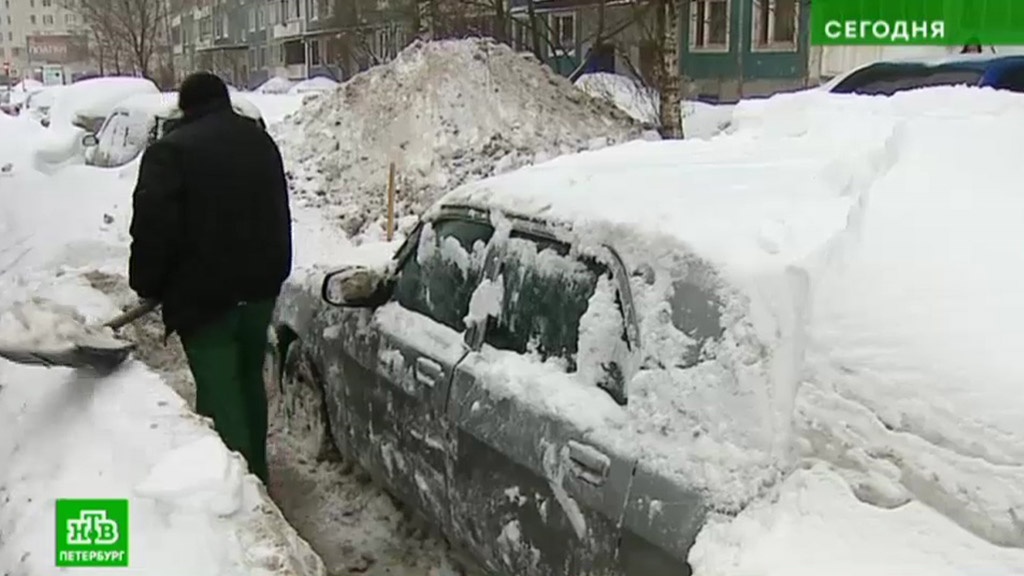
[273,38,646,238]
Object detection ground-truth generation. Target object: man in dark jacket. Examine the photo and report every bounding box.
[128,72,292,484]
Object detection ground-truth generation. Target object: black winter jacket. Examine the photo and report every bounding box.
[128,101,293,337]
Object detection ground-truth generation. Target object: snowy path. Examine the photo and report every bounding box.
[0,112,464,576]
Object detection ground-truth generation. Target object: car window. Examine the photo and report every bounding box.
[667,266,725,368]
[94,112,129,164]
[832,63,984,96]
[393,218,494,332]
[483,233,627,376]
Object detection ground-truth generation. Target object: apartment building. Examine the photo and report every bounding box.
[169,0,410,88]
[0,0,93,82]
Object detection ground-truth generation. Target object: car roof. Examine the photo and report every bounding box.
[111,91,264,122]
[434,137,857,282]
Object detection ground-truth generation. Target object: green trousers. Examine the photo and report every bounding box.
[180,299,275,485]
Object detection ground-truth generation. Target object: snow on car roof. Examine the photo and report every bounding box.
[440,128,864,283]
[112,91,264,122]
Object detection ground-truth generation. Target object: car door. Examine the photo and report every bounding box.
[448,226,637,576]
[344,214,495,530]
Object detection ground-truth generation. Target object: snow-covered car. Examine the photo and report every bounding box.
[51,76,160,132]
[287,76,338,95]
[21,86,63,126]
[83,92,266,168]
[269,147,737,576]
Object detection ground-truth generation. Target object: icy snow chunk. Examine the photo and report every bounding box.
[0,297,119,349]
[134,435,246,516]
[576,274,629,388]
[464,276,504,326]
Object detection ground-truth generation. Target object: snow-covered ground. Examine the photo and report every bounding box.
[4,42,1024,576]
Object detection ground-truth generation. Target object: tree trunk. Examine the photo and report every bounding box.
[657,0,682,138]
[526,0,541,58]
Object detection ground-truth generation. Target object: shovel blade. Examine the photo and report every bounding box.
[0,341,135,371]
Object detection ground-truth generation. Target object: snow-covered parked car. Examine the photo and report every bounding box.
[287,76,338,95]
[269,142,756,576]
[83,92,266,168]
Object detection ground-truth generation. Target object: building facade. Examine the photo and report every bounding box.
[0,0,94,83]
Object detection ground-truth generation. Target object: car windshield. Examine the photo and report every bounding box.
[831,63,985,96]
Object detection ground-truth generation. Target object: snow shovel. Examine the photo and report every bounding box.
[0,299,159,372]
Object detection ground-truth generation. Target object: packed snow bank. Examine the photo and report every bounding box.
[574,72,735,138]
[691,464,1024,576]
[0,129,327,575]
[443,86,1024,570]
[274,38,646,238]
[690,86,1024,572]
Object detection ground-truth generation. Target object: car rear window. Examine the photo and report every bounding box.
[831,63,984,96]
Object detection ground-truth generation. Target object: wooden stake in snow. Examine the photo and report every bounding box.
[386,162,396,241]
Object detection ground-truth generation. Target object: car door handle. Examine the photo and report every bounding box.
[415,357,443,387]
[566,440,611,486]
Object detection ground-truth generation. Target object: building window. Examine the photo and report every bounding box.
[257,4,265,28]
[291,0,299,20]
[549,13,575,55]
[29,0,34,7]
[690,0,729,50]
[259,46,266,67]
[248,7,256,31]
[64,13,75,24]
[29,14,36,24]
[43,14,53,25]
[220,12,228,37]
[752,0,797,49]
[42,0,51,6]
[11,46,19,56]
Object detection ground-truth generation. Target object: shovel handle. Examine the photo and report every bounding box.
[104,299,159,331]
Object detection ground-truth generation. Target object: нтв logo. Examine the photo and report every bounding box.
[55,499,129,567]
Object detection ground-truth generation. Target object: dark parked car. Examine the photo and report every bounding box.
[827,53,1024,96]
[267,178,740,575]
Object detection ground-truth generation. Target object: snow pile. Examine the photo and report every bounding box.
[287,76,338,95]
[441,86,1024,571]
[574,72,659,125]
[574,72,735,138]
[256,76,295,94]
[273,38,645,238]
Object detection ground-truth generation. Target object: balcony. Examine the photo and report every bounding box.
[273,20,303,39]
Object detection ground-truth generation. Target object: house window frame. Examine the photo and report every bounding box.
[548,11,576,57]
[750,0,799,52]
[689,0,730,53]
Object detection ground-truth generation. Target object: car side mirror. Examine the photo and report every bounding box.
[321,265,392,308]
[81,133,98,147]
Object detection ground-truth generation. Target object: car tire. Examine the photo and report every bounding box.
[274,340,340,463]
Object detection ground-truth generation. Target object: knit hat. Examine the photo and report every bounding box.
[178,72,230,115]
